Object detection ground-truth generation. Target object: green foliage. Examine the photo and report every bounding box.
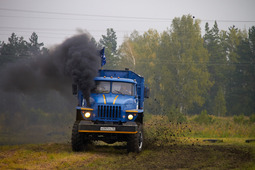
[193,110,214,125]
[163,15,213,113]
[213,87,227,116]
[144,114,255,146]
[203,21,228,116]
[166,105,187,123]
[27,32,44,56]
[118,15,255,116]
[144,115,190,147]
[188,114,255,138]
[250,114,255,123]
[99,28,119,69]
[0,32,47,66]
[119,15,213,115]
[233,114,249,124]
[0,33,28,64]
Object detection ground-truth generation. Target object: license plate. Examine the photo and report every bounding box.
[100,127,116,131]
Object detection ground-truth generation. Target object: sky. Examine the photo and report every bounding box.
[0,0,255,48]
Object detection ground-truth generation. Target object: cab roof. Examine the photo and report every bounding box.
[94,76,137,84]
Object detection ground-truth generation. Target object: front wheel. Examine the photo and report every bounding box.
[127,124,143,153]
[71,121,90,152]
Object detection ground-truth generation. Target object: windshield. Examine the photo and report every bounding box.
[92,81,135,96]
[92,81,110,93]
[112,82,134,96]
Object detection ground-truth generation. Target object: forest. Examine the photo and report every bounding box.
[102,15,255,118]
[0,15,254,144]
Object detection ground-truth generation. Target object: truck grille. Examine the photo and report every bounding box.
[97,105,121,120]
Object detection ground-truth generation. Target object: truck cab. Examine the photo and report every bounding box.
[71,69,149,153]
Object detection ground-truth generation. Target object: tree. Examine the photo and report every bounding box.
[118,29,161,113]
[118,15,255,117]
[0,32,48,66]
[226,27,255,115]
[213,87,227,116]
[136,29,160,114]
[118,31,141,70]
[91,37,101,49]
[119,15,213,116]
[0,33,29,65]
[203,21,228,115]
[162,15,213,114]
[27,32,44,56]
[99,28,119,69]
[224,26,248,115]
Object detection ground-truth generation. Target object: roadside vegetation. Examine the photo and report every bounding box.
[1,114,255,169]
[144,113,255,146]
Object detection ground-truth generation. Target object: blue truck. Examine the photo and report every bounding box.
[71,69,149,152]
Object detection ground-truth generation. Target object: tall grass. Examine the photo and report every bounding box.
[189,113,255,138]
[143,113,255,147]
[144,114,192,147]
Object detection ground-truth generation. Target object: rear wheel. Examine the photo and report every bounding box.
[71,121,90,152]
[127,124,143,153]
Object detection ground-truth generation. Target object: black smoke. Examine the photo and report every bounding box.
[0,33,101,104]
[0,33,101,144]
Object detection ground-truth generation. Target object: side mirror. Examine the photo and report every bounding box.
[144,87,150,98]
[72,84,78,95]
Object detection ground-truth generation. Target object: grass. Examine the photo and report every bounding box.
[0,143,106,169]
[0,114,255,169]
[189,114,255,138]
[0,141,254,169]
[0,125,71,145]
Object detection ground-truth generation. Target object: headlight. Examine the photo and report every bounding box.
[128,114,134,120]
[84,112,91,118]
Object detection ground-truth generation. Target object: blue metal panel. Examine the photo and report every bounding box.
[94,77,136,84]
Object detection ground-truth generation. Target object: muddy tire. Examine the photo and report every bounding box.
[71,121,89,152]
[127,124,143,153]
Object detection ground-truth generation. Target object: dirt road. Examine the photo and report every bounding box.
[0,142,254,169]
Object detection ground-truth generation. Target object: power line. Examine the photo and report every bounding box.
[0,26,78,32]
[0,30,72,37]
[0,8,173,21]
[0,33,108,40]
[1,7,255,23]
[0,26,146,34]
[0,14,173,23]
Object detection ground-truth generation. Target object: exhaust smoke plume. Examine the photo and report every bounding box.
[0,33,101,104]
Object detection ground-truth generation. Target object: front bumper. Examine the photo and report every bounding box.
[78,121,138,134]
